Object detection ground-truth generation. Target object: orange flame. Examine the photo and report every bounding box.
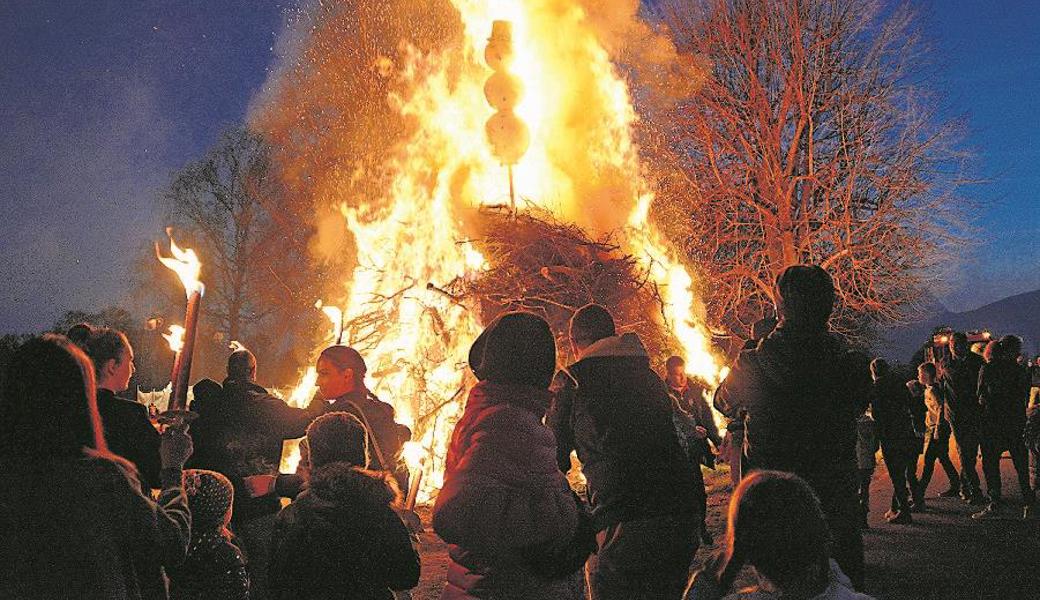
[268,0,721,499]
[162,325,186,353]
[156,229,203,297]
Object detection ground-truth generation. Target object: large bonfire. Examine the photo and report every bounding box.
[251,0,723,501]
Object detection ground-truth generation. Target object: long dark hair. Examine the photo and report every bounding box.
[715,471,831,597]
[0,334,109,459]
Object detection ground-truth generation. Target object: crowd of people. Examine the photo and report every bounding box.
[2,263,1037,599]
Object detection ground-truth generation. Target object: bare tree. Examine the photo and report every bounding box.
[146,128,318,382]
[653,0,972,344]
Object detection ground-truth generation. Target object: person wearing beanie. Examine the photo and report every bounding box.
[167,469,249,600]
[714,265,871,589]
[434,312,595,600]
[269,412,420,600]
[314,345,413,495]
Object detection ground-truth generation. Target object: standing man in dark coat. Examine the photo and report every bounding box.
[314,345,412,496]
[548,304,697,600]
[973,335,1035,519]
[869,358,924,520]
[189,348,323,600]
[938,332,986,504]
[713,265,869,590]
[665,354,722,545]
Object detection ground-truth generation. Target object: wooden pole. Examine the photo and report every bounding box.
[508,164,516,213]
[169,288,202,412]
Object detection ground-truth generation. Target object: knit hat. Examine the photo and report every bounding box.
[306,411,369,468]
[479,312,557,389]
[183,469,234,534]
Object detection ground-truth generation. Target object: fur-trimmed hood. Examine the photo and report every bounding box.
[306,461,401,509]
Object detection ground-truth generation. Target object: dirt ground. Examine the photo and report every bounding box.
[409,456,1040,599]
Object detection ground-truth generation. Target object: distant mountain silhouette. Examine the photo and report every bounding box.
[877,288,1040,363]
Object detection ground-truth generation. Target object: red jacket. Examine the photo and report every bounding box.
[433,382,578,600]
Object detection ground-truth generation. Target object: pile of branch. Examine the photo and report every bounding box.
[453,209,673,364]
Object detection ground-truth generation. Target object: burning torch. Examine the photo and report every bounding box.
[156,229,204,420]
[484,20,529,211]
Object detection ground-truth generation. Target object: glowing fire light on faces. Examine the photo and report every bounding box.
[163,325,186,354]
[277,0,723,500]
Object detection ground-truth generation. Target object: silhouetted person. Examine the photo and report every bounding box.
[314,345,412,495]
[938,332,985,504]
[549,304,698,599]
[271,412,420,600]
[684,471,875,600]
[167,469,249,600]
[666,355,722,545]
[854,409,878,526]
[870,358,923,521]
[974,335,1035,520]
[189,348,322,600]
[435,313,593,599]
[0,334,192,599]
[722,317,778,487]
[714,265,868,589]
[73,324,162,490]
[916,362,961,499]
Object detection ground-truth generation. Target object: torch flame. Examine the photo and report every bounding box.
[163,325,186,354]
[156,229,204,297]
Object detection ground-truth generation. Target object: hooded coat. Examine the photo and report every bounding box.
[269,463,420,600]
[433,381,581,600]
[548,333,697,531]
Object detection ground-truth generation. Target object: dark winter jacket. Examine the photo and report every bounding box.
[669,384,721,470]
[97,388,162,490]
[548,333,697,531]
[167,532,249,600]
[320,390,412,493]
[671,382,724,450]
[978,359,1031,433]
[269,463,419,600]
[434,382,584,600]
[714,325,870,510]
[939,353,984,424]
[189,378,319,525]
[0,453,190,599]
[869,374,919,451]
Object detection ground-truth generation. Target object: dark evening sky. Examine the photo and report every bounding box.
[1,1,1037,333]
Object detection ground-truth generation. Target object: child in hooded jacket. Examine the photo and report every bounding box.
[269,412,420,600]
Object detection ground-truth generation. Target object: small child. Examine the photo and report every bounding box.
[268,412,420,600]
[166,469,250,600]
[856,410,879,527]
[684,470,875,600]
